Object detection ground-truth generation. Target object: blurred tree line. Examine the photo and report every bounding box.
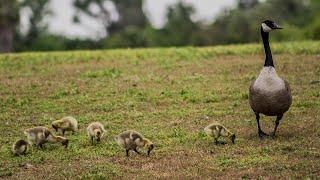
[0,0,320,52]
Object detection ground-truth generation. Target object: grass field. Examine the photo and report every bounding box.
[0,41,319,179]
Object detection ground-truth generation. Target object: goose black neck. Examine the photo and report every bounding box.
[261,27,274,67]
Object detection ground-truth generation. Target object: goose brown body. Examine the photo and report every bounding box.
[249,71,292,116]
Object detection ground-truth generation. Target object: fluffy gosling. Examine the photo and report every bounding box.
[12,139,28,155]
[24,126,51,148]
[204,122,236,145]
[52,116,78,136]
[24,126,68,149]
[87,122,106,144]
[114,130,154,157]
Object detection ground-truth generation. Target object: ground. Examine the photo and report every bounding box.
[0,41,319,179]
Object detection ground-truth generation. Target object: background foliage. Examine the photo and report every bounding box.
[0,0,319,52]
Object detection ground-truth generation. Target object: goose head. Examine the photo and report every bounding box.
[261,20,282,33]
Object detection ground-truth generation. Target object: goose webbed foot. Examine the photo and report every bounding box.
[255,113,268,140]
[258,130,268,140]
[270,132,276,139]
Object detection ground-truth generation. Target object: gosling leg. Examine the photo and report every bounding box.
[134,148,140,155]
[214,138,218,145]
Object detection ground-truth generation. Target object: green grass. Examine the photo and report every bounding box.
[0,41,319,179]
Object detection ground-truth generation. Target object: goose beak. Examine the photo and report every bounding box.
[274,23,282,29]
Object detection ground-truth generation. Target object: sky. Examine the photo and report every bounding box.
[44,0,236,39]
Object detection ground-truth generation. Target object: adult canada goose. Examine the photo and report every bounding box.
[249,20,292,139]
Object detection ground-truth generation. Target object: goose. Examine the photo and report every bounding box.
[204,122,236,145]
[249,20,292,139]
[52,116,78,136]
[24,126,68,148]
[12,139,28,155]
[114,130,154,157]
[86,122,106,144]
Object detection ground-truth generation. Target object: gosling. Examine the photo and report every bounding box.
[12,139,28,155]
[204,122,236,145]
[24,126,68,149]
[52,116,78,136]
[87,122,106,144]
[114,130,154,157]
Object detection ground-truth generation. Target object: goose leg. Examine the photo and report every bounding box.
[126,149,130,157]
[271,114,283,138]
[256,113,268,139]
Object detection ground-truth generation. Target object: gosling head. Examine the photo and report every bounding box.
[261,20,282,33]
[144,139,154,156]
[230,133,236,144]
[94,129,102,142]
[56,136,69,148]
[62,139,69,148]
[51,121,61,132]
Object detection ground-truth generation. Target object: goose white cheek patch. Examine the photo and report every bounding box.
[262,23,272,32]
